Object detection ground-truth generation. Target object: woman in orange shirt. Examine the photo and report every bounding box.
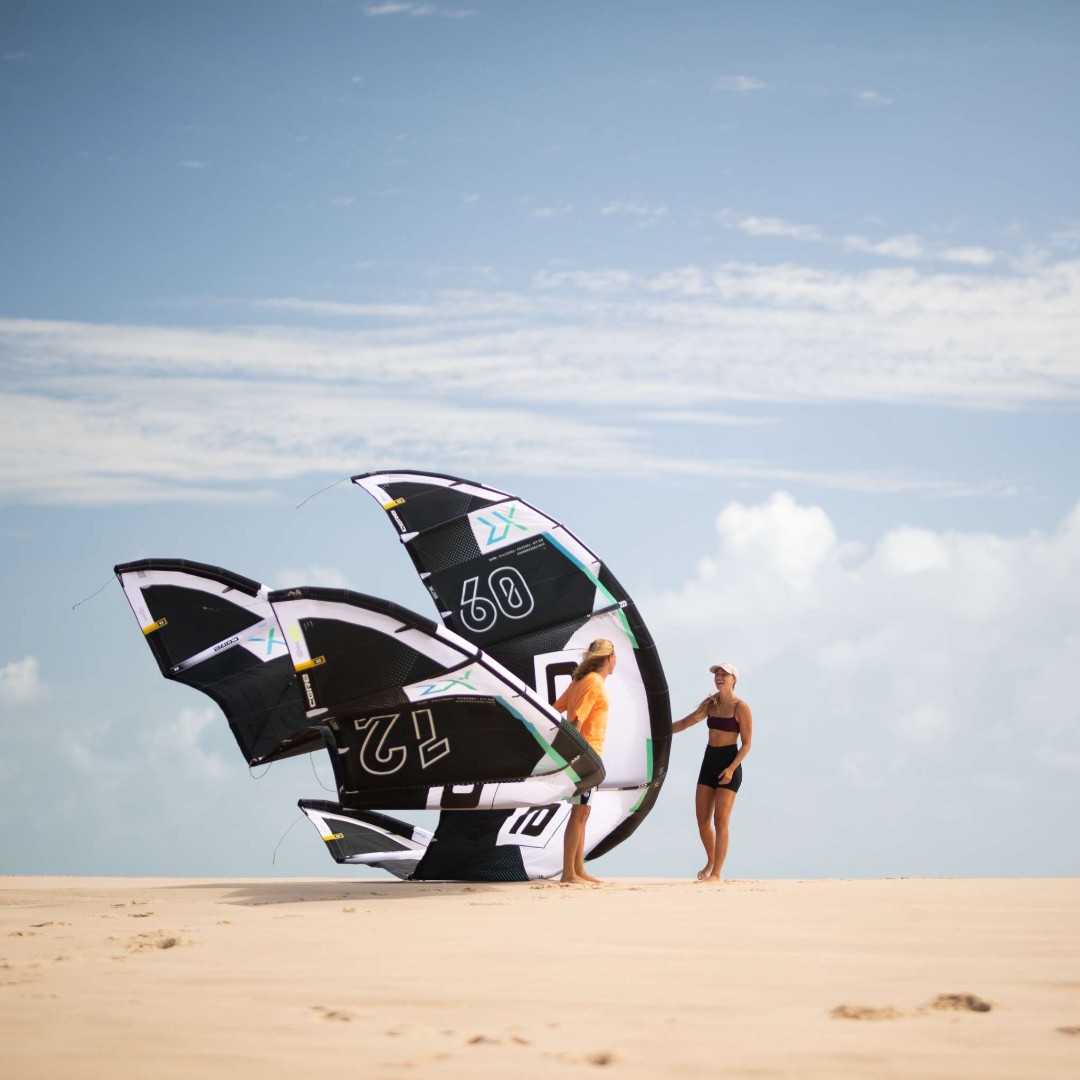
[554,638,616,884]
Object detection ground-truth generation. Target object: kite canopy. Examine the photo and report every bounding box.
[298,801,433,880]
[115,470,671,881]
[267,586,603,810]
[327,470,672,879]
[113,559,316,764]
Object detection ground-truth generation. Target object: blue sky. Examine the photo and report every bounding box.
[2,1,1078,879]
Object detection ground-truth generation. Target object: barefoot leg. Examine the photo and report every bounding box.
[561,804,589,884]
[695,784,715,879]
[701,789,737,882]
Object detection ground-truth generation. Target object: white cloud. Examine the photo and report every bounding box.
[844,234,999,266]
[717,75,766,93]
[939,246,997,266]
[59,707,232,783]
[180,160,209,169]
[364,2,478,16]
[844,233,926,260]
[855,89,893,107]
[601,202,669,222]
[647,492,1080,789]
[150,707,232,780]
[0,656,47,705]
[730,215,822,241]
[640,409,779,427]
[330,196,355,208]
[1,255,1077,503]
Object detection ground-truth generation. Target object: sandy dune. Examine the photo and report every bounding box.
[2,876,1078,1078]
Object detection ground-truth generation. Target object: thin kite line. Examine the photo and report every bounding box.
[72,576,115,611]
[296,475,350,509]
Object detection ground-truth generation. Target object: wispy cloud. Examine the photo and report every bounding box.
[2,51,34,62]
[530,203,574,219]
[716,75,766,93]
[180,160,209,170]
[364,2,479,16]
[724,209,998,264]
[938,246,997,266]
[2,255,1076,504]
[855,89,893,107]
[534,269,633,292]
[601,201,670,222]
[642,409,780,427]
[728,215,822,242]
[844,233,998,265]
[843,233,925,259]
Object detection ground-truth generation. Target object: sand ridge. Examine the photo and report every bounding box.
[1,876,1079,1078]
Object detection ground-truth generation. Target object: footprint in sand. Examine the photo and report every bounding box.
[128,912,154,919]
[311,1005,353,1022]
[929,993,992,1013]
[30,921,70,928]
[0,961,43,986]
[1057,1026,1080,1036]
[127,931,184,952]
[831,1004,904,1020]
[546,1050,621,1067]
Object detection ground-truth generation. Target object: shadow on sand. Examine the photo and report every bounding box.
[169,879,516,906]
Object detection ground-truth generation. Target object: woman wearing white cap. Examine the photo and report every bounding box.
[671,662,753,882]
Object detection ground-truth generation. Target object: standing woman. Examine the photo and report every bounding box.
[671,662,752,882]
[553,638,616,884]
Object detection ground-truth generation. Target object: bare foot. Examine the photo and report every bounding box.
[695,874,722,885]
[696,866,714,881]
[560,874,587,885]
[580,872,604,884]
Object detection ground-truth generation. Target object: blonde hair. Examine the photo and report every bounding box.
[571,638,615,681]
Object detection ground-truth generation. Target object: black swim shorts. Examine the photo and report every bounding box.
[696,744,743,792]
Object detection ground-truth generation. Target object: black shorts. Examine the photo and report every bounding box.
[697,744,743,792]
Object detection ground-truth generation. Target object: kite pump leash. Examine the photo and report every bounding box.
[295,475,351,510]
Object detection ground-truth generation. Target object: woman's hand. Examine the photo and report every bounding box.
[718,767,734,786]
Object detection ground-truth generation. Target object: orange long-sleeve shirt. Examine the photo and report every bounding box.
[554,672,608,756]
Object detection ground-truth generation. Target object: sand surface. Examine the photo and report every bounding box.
[2,876,1078,1078]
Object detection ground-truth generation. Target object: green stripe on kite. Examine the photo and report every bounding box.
[628,740,655,813]
[542,532,640,648]
[496,694,575,776]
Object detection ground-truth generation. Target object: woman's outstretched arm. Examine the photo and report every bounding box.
[672,698,710,733]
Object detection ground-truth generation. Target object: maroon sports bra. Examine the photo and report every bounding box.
[707,712,739,733]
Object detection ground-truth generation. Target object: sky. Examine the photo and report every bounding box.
[1,1,1078,880]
